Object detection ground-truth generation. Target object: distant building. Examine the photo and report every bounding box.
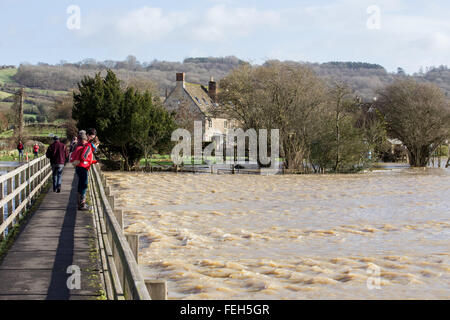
[163,73,233,142]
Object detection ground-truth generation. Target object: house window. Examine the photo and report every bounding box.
[208,119,212,128]
[224,120,228,128]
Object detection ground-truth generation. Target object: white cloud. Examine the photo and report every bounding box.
[192,5,281,42]
[116,7,190,40]
[432,32,450,50]
[274,0,450,73]
[112,5,281,43]
[71,1,449,74]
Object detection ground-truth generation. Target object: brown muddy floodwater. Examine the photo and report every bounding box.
[104,168,450,299]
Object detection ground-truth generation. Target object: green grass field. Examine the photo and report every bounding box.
[0,129,14,138]
[0,148,48,162]
[0,68,69,98]
[0,125,67,138]
[0,153,17,161]
[0,91,12,99]
[139,157,174,166]
[0,68,17,85]
[25,125,66,137]
[24,88,69,96]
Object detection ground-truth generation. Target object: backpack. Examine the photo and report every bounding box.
[70,145,82,167]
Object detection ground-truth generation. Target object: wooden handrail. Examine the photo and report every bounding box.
[88,164,151,300]
[0,157,44,184]
[0,156,51,240]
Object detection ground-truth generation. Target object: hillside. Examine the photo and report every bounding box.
[11,56,245,95]
[0,68,69,124]
[2,57,449,115]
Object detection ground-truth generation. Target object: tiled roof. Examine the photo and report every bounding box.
[184,83,216,116]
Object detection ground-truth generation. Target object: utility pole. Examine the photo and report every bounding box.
[18,88,24,140]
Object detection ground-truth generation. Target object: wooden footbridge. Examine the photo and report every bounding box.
[0,156,165,300]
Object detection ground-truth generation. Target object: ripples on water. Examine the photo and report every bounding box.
[104,168,450,299]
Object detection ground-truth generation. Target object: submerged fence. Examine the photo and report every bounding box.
[0,156,51,241]
[88,164,167,300]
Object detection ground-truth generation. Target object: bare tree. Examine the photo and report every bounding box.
[377,79,450,167]
[218,61,327,171]
[328,82,354,172]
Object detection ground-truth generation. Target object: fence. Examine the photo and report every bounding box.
[88,164,167,300]
[0,156,51,241]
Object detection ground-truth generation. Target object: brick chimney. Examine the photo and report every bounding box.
[208,76,217,102]
[176,72,185,88]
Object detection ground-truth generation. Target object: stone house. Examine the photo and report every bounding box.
[163,73,232,142]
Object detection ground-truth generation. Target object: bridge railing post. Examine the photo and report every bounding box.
[14,172,20,223]
[108,195,115,211]
[145,280,167,300]
[114,209,123,230]
[125,233,139,263]
[26,163,30,208]
[19,169,25,218]
[30,163,35,201]
[6,177,13,232]
[38,158,42,191]
[0,181,3,241]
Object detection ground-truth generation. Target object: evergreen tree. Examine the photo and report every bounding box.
[72,70,176,170]
[130,92,177,169]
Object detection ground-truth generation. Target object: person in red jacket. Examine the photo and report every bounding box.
[33,143,39,159]
[17,140,24,162]
[70,132,98,210]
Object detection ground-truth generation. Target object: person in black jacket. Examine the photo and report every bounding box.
[46,136,69,193]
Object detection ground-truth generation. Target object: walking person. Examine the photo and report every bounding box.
[33,142,40,159]
[46,136,69,193]
[17,140,24,162]
[70,131,98,211]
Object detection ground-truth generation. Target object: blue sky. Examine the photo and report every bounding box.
[0,0,449,74]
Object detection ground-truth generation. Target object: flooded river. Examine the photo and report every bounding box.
[104,168,450,299]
